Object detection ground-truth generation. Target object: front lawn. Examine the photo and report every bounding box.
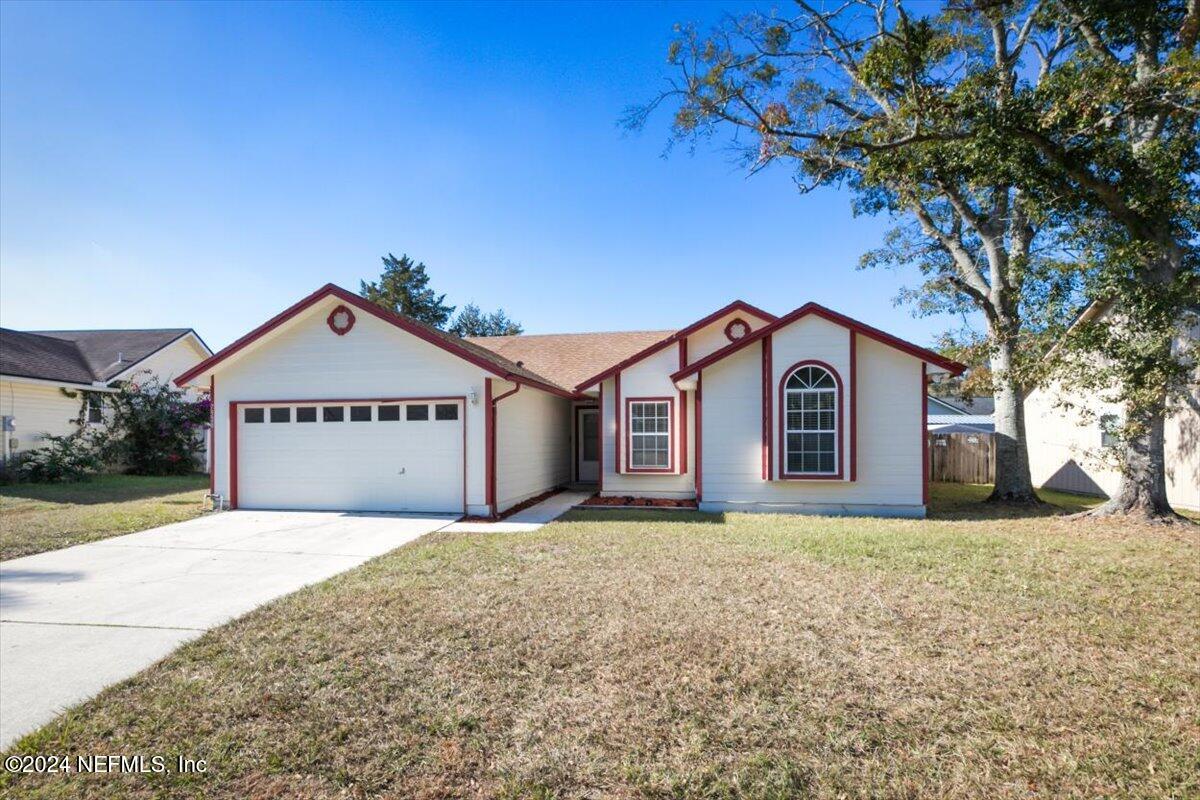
[3,484,1197,798]
[0,474,209,560]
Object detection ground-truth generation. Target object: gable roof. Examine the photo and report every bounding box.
[671,302,966,381]
[1,327,208,385]
[930,395,995,415]
[571,300,777,391]
[173,284,577,398]
[466,330,673,391]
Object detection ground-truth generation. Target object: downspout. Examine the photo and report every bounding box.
[486,376,521,517]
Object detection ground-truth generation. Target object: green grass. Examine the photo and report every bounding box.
[0,474,209,560]
[3,484,1197,799]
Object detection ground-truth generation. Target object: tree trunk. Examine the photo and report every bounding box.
[986,338,1039,503]
[1083,390,1182,521]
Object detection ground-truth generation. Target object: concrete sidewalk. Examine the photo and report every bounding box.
[441,490,591,533]
[0,510,454,748]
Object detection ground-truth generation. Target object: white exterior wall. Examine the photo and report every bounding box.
[495,381,571,512]
[209,297,494,515]
[601,343,696,499]
[1026,384,1199,511]
[686,310,773,362]
[0,379,99,454]
[701,319,925,516]
[113,335,211,397]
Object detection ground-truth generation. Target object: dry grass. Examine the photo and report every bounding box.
[0,474,210,560]
[3,484,1198,799]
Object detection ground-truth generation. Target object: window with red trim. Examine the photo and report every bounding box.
[783,365,838,475]
[628,399,672,470]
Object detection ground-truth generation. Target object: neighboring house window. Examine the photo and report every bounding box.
[1100,414,1120,448]
[86,400,103,424]
[628,399,672,470]
[783,364,838,475]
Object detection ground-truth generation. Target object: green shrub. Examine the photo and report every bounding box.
[11,431,106,483]
[102,376,211,476]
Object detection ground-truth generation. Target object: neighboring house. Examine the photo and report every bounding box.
[175,284,963,518]
[927,395,995,433]
[0,328,213,465]
[1024,301,1199,511]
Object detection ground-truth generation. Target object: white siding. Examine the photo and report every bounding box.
[0,380,92,454]
[114,335,210,397]
[495,380,571,512]
[686,309,773,362]
[209,296,495,515]
[1026,383,1199,511]
[701,321,924,516]
[602,343,695,499]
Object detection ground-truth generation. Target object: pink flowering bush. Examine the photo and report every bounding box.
[101,376,211,475]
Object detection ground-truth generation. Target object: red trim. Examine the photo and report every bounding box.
[777,359,845,481]
[598,382,605,492]
[613,372,621,475]
[487,381,521,517]
[484,379,494,512]
[325,304,356,336]
[922,363,929,507]
[724,317,751,343]
[175,283,576,399]
[849,332,858,482]
[228,395,468,514]
[678,340,688,475]
[671,302,966,382]
[572,404,599,484]
[573,299,777,391]
[228,402,238,509]
[208,376,215,495]
[761,335,772,480]
[695,374,703,502]
[624,396,676,473]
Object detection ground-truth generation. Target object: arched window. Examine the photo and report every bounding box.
[783,364,839,475]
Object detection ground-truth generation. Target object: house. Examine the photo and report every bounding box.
[927,395,994,433]
[1024,301,1199,511]
[0,328,213,465]
[174,284,964,518]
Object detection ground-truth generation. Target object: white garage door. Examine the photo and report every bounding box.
[236,400,463,513]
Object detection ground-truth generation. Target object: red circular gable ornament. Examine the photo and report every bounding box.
[326,304,356,336]
[724,317,750,342]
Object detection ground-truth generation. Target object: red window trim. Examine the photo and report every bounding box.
[326,304,356,336]
[777,360,844,481]
[624,395,676,473]
[724,317,751,342]
[228,395,467,515]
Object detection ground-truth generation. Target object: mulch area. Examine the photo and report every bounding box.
[459,487,565,522]
[580,495,698,509]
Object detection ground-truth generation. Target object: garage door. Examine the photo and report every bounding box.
[236,400,463,513]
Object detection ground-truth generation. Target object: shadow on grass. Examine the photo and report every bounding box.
[928,482,1102,521]
[561,509,727,525]
[0,474,209,506]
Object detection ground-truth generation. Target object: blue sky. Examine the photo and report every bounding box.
[1,1,957,351]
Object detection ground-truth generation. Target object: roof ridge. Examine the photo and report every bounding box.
[466,328,676,340]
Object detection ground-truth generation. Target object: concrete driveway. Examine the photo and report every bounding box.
[0,510,455,749]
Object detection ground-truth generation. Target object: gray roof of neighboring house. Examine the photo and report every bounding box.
[1,328,203,384]
[929,395,995,416]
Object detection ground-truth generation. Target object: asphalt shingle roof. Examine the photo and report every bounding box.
[466,330,675,391]
[1,328,195,384]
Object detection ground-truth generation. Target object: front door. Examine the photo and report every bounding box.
[577,408,599,483]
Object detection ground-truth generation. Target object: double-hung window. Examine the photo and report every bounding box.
[628,400,671,470]
[783,365,838,475]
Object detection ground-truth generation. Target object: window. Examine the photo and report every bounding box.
[296,407,317,423]
[783,365,838,475]
[86,401,103,424]
[378,405,400,421]
[269,407,290,423]
[350,405,372,422]
[628,400,671,470]
[323,407,344,422]
[244,408,264,423]
[435,403,458,421]
[1100,414,1120,448]
[406,404,429,421]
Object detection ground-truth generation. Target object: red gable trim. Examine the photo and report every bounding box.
[671,302,965,382]
[175,284,576,399]
[573,299,776,392]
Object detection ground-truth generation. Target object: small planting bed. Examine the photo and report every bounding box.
[579,494,698,509]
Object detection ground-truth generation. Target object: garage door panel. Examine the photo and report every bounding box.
[236,402,463,513]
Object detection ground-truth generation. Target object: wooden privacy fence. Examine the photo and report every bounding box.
[928,431,995,484]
